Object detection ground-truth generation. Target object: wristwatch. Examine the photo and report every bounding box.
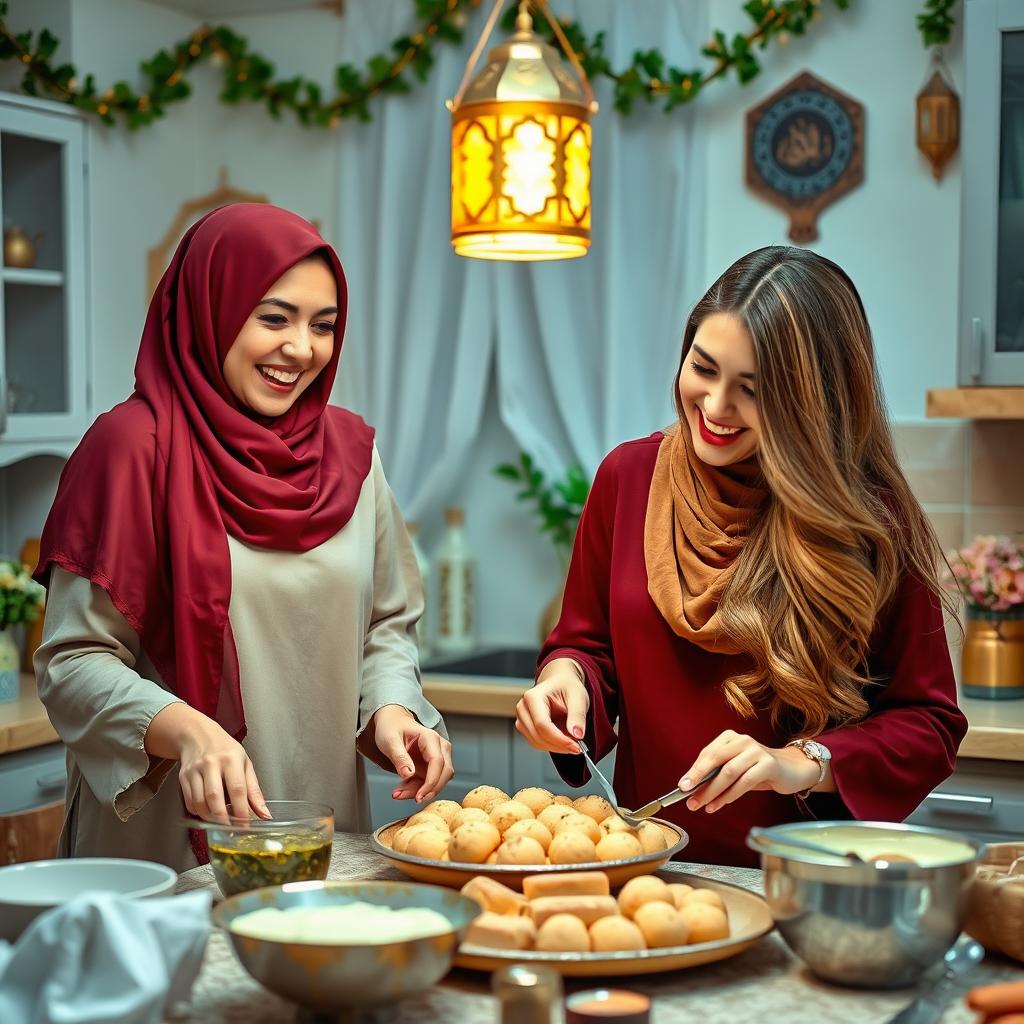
[786,738,832,799]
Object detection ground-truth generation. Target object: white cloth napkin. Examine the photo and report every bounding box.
[0,889,211,1024]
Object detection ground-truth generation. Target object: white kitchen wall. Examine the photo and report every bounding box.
[0,0,974,648]
[700,0,963,422]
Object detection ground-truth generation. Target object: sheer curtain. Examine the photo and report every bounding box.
[335,0,707,508]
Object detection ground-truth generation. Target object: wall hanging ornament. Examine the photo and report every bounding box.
[447,0,597,261]
[745,69,864,244]
[916,49,959,181]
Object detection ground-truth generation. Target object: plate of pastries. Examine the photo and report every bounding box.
[371,785,688,890]
[453,869,774,975]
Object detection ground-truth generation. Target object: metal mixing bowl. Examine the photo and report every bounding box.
[748,820,984,988]
[212,879,480,1011]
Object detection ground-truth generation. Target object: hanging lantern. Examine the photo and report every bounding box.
[916,52,960,181]
[448,0,598,261]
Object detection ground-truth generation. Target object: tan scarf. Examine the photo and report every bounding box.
[644,423,767,653]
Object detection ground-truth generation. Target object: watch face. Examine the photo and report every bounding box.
[751,88,855,201]
[805,740,831,762]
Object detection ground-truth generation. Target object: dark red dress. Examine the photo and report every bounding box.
[540,433,968,867]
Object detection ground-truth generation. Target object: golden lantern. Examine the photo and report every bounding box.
[448,0,598,261]
[916,53,960,181]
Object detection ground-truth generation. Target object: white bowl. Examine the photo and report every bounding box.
[0,857,178,942]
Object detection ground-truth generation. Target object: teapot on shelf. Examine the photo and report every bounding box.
[3,225,45,268]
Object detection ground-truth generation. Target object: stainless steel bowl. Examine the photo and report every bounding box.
[212,879,480,1011]
[747,820,984,988]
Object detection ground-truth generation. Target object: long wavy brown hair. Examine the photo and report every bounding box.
[675,246,954,736]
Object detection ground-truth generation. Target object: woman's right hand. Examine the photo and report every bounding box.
[515,658,590,755]
[146,702,271,823]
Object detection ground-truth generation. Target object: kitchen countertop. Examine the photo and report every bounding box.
[6,666,1024,762]
[423,667,1024,763]
[0,674,58,755]
[171,831,1023,1024]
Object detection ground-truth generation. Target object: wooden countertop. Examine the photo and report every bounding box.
[0,673,58,755]
[172,831,1023,1024]
[422,672,1024,763]
[5,668,1024,763]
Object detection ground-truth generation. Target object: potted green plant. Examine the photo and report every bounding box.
[495,451,590,642]
[0,559,45,703]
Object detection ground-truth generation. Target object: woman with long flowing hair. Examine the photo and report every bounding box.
[515,246,966,867]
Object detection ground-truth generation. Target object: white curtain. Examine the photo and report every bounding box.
[335,0,707,508]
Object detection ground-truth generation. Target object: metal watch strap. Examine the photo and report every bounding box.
[788,738,827,800]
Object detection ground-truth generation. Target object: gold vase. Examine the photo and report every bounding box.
[538,576,566,646]
[962,608,1024,700]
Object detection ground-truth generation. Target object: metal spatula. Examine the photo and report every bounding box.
[577,740,721,827]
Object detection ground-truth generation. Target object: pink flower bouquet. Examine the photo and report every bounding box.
[946,535,1024,613]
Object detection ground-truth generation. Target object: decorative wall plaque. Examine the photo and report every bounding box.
[745,70,864,244]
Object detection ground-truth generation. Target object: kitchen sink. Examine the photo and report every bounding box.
[422,647,540,680]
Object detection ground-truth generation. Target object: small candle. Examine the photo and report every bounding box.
[565,988,651,1024]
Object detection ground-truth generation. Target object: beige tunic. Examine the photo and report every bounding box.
[34,447,444,872]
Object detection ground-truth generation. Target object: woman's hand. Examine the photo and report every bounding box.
[146,701,271,823]
[372,704,454,804]
[677,730,827,813]
[515,658,590,755]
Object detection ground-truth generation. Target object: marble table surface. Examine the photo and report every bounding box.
[169,831,1023,1024]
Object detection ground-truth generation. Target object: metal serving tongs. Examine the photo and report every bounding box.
[577,740,721,827]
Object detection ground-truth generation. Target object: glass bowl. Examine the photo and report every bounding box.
[202,800,334,897]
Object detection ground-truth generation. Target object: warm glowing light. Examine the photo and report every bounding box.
[448,4,596,261]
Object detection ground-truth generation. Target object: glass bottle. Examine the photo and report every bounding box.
[435,506,475,654]
[492,964,561,1024]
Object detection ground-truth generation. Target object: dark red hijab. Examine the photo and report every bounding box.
[36,203,375,739]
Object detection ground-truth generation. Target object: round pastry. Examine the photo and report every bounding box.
[683,889,727,915]
[486,850,500,864]
[599,815,636,837]
[665,883,694,911]
[448,821,502,864]
[636,820,669,854]
[589,915,646,952]
[572,795,616,824]
[421,799,462,826]
[552,795,574,807]
[678,903,729,943]
[462,785,510,811]
[595,832,643,862]
[548,831,599,865]
[536,912,592,952]
[617,875,673,919]
[633,900,689,948]
[405,810,450,832]
[392,823,441,854]
[450,807,490,831]
[489,800,535,834]
[550,812,601,845]
[513,787,555,816]
[496,835,548,865]
[503,818,553,852]
[405,828,451,861]
[537,804,576,833]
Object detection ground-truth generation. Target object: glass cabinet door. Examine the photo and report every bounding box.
[961,0,1024,384]
[0,97,87,446]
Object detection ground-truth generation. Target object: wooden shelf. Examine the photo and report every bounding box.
[926,387,1024,419]
[2,267,64,287]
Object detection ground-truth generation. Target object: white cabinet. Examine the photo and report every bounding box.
[906,757,1024,844]
[0,93,89,466]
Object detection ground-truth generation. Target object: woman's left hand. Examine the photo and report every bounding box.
[677,730,822,813]
[372,704,454,804]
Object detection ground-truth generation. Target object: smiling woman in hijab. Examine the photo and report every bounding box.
[33,204,452,870]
